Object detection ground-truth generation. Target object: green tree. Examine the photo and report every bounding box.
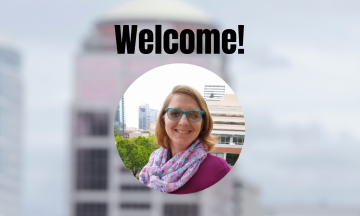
[147,134,160,151]
[115,135,160,177]
[114,129,124,138]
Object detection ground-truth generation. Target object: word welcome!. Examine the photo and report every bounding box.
[114,25,244,55]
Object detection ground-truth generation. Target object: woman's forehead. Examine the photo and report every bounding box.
[168,93,200,110]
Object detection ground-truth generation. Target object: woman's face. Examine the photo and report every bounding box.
[164,93,203,152]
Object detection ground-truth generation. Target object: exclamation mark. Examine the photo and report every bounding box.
[238,25,244,54]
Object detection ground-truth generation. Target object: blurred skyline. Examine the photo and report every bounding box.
[1,0,360,215]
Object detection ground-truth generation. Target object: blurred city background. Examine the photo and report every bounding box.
[0,0,360,216]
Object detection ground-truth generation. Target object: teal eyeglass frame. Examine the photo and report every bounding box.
[166,108,204,122]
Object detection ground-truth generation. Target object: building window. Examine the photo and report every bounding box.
[211,152,224,158]
[219,135,230,144]
[120,203,151,210]
[208,105,242,110]
[76,203,107,216]
[120,184,150,191]
[233,136,244,145]
[76,111,108,136]
[226,153,239,166]
[213,121,245,125]
[77,149,108,190]
[164,204,198,216]
[234,182,243,188]
[211,113,244,117]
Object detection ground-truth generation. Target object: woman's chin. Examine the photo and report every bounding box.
[171,138,194,148]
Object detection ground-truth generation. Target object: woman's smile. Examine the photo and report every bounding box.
[175,129,192,134]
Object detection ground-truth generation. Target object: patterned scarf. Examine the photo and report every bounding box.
[139,139,208,193]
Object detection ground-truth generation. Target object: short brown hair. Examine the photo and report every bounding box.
[155,85,218,152]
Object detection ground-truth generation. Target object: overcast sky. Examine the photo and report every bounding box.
[1,0,360,215]
[123,64,234,128]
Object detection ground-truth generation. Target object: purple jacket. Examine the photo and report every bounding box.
[170,153,231,194]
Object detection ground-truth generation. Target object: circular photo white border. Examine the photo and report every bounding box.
[115,63,245,194]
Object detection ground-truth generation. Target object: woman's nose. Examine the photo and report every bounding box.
[178,114,189,125]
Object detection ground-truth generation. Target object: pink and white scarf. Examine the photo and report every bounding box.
[139,139,208,193]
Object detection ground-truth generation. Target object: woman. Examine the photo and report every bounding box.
[139,85,231,194]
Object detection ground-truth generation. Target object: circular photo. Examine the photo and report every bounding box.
[114,63,245,194]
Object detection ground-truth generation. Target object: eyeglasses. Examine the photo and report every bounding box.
[166,108,204,122]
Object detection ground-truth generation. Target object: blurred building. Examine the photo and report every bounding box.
[148,124,156,135]
[138,104,158,130]
[114,96,126,133]
[69,0,254,216]
[124,132,149,139]
[0,33,22,216]
[204,85,225,101]
[234,179,262,216]
[126,127,144,133]
[263,206,360,216]
[207,94,244,167]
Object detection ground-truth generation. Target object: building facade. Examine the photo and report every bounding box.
[0,34,22,216]
[204,85,225,101]
[263,206,360,216]
[114,96,126,134]
[138,104,158,130]
[138,104,147,130]
[207,94,245,167]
